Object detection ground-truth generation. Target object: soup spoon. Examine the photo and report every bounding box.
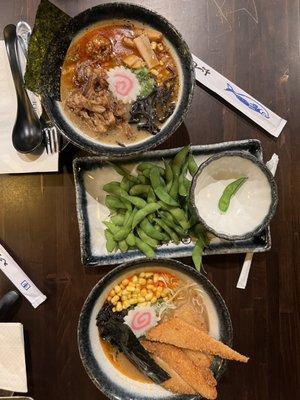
[3,24,43,153]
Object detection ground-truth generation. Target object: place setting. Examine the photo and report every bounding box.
[0,0,289,399]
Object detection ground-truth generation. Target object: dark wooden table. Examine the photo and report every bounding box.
[0,1,299,399]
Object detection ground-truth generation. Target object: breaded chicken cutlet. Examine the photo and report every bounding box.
[146,316,249,363]
[142,340,217,400]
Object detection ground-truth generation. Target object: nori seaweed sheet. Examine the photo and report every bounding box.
[97,303,170,384]
[24,0,70,94]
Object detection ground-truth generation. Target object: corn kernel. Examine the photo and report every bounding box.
[122,279,129,286]
[151,41,157,50]
[121,295,127,301]
[145,272,153,278]
[146,284,155,290]
[116,302,123,312]
[109,289,116,297]
[153,274,159,283]
[147,278,154,284]
[139,272,145,278]
[121,289,128,296]
[114,285,121,294]
[111,295,120,304]
[151,69,158,76]
[127,286,135,292]
[107,296,112,301]
[136,283,141,289]
[132,275,138,283]
[139,302,148,307]
[151,296,157,304]
[156,286,163,292]
[112,307,116,312]
[122,300,129,309]
[139,278,147,285]
[145,292,153,301]
[140,288,147,297]
[138,296,146,303]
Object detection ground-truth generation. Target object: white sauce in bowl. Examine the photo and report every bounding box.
[193,156,272,237]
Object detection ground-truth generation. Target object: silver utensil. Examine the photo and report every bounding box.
[3,24,43,154]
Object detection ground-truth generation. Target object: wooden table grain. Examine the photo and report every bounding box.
[0,1,299,399]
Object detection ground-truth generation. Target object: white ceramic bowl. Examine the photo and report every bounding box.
[190,151,278,240]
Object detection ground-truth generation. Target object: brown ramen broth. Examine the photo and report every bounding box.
[99,271,209,383]
[61,20,180,146]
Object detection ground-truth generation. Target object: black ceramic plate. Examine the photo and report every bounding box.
[42,2,195,156]
[73,139,271,267]
[78,258,233,400]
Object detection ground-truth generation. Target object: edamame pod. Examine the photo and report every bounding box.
[118,240,128,252]
[140,219,168,241]
[126,232,136,247]
[105,230,116,252]
[107,162,137,183]
[154,218,180,244]
[188,154,198,176]
[137,227,159,248]
[119,188,147,209]
[137,163,164,174]
[120,176,135,191]
[103,181,121,195]
[129,184,151,196]
[134,236,155,258]
[150,167,178,206]
[218,177,247,212]
[110,214,125,226]
[178,161,189,196]
[192,239,204,271]
[147,188,156,203]
[132,203,161,229]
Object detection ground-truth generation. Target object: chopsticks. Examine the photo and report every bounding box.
[236,154,279,289]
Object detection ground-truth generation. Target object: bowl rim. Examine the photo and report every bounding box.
[189,150,278,241]
[43,2,195,157]
[77,258,233,400]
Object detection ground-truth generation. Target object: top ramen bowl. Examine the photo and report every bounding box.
[190,151,278,241]
[42,3,195,156]
[78,258,233,400]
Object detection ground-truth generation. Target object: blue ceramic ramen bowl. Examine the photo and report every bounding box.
[42,3,195,156]
[78,258,233,400]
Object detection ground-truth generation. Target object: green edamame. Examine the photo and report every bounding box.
[129,184,150,196]
[150,167,178,207]
[132,203,161,229]
[154,218,180,244]
[188,154,198,176]
[120,176,135,191]
[137,163,164,174]
[105,195,129,210]
[134,236,155,258]
[140,219,168,241]
[114,210,137,241]
[147,187,156,203]
[218,177,247,212]
[126,232,136,247]
[107,162,137,183]
[192,239,204,271]
[178,161,189,196]
[110,214,125,226]
[137,227,159,248]
[103,221,119,236]
[118,240,128,252]
[103,181,121,195]
[105,230,116,253]
[119,188,147,209]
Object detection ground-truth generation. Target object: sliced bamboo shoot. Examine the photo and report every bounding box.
[133,34,159,69]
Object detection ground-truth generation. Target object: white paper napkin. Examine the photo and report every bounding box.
[0,41,58,174]
[0,323,28,393]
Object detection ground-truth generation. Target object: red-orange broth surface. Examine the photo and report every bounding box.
[99,270,209,383]
[60,20,180,146]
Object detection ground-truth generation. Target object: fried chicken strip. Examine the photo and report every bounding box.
[142,340,217,400]
[151,356,197,395]
[146,317,249,363]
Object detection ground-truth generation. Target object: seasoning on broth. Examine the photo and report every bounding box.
[60,20,180,146]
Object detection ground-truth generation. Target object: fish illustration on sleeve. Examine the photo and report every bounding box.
[225,83,270,119]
